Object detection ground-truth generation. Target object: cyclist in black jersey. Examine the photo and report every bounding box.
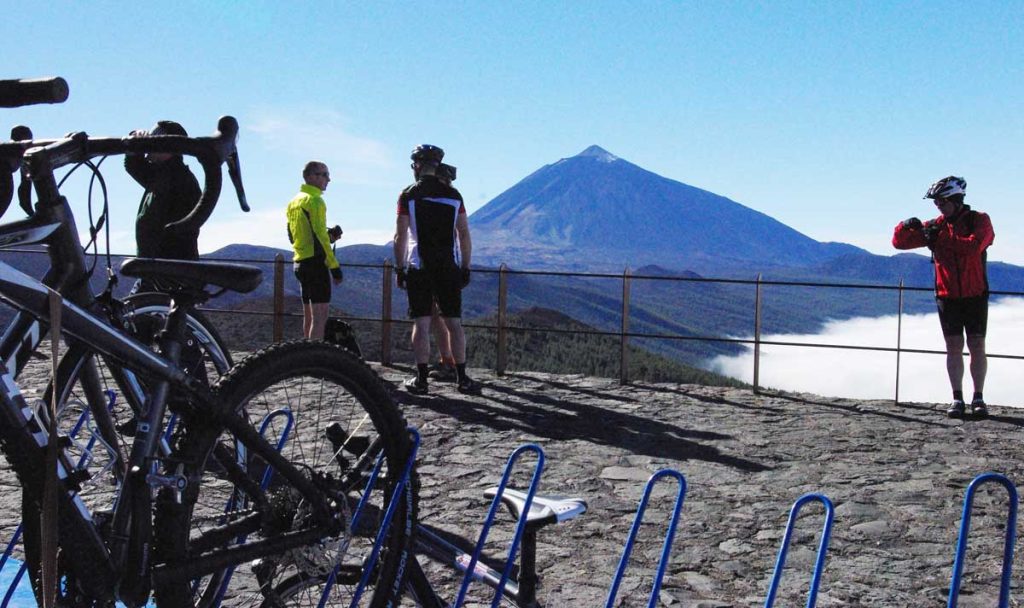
[428,163,459,382]
[393,146,480,394]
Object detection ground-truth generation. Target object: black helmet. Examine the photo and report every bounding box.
[152,120,188,137]
[924,176,966,199]
[410,144,444,165]
[438,163,457,182]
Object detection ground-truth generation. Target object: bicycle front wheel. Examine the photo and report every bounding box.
[18,295,236,603]
[153,341,416,608]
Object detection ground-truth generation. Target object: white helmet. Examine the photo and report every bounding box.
[924,176,966,199]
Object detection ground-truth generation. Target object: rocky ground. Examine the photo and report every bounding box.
[3,361,1024,607]
[376,366,1024,607]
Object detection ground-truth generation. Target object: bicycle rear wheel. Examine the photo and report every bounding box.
[153,341,416,608]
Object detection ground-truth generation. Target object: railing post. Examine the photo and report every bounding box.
[382,260,393,366]
[753,273,762,394]
[497,263,508,375]
[273,253,284,343]
[620,267,631,385]
[895,278,904,405]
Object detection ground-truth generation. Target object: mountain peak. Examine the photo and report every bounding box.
[575,145,619,163]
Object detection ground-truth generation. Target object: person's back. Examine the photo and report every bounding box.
[125,120,202,260]
[398,175,465,271]
[394,145,478,395]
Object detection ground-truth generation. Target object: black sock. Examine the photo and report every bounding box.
[417,363,429,382]
[456,363,467,381]
[953,390,964,401]
[973,391,983,402]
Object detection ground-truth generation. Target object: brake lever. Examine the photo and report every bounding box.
[11,125,33,215]
[227,150,249,212]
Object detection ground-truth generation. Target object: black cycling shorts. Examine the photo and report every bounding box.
[294,258,332,304]
[936,295,988,338]
[406,265,461,319]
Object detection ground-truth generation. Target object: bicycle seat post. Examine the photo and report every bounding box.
[517,528,541,608]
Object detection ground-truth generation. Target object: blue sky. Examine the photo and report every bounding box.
[12,1,1024,264]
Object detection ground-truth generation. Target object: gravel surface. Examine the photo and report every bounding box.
[3,357,1023,607]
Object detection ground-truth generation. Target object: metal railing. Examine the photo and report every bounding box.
[264,256,1024,404]
[3,248,1022,403]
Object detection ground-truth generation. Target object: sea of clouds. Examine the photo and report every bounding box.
[710,297,1024,407]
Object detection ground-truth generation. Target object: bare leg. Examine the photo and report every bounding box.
[309,302,330,340]
[431,306,454,365]
[442,317,467,364]
[944,333,965,394]
[302,302,313,339]
[411,316,432,365]
[966,334,987,394]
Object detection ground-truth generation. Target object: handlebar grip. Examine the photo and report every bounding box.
[0,78,69,108]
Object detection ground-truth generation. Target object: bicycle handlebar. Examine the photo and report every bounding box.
[0,77,69,108]
[0,116,248,230]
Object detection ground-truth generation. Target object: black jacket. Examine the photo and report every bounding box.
[126,155,202,259]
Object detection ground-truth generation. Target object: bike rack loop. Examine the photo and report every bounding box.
[454,443,546,608]
[604,468,688,608]
[321,426,421,608]
[762,493,835,608]
[946,472,1018,608]
[1,390,118,608]
[210,407,295,607]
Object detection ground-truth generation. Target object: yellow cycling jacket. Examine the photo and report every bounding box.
[286,184,340,270]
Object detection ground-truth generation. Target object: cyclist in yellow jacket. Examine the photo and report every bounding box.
[286,161,343,340]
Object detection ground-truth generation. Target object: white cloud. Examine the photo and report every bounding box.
[246,106,394,186]
[709,298,1024,408]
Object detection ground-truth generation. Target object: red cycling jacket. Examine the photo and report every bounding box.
[892,205,994,299]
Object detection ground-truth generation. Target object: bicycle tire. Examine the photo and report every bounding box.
[17,293,234,604]
[153,340,416,608]
[119,290,234,377]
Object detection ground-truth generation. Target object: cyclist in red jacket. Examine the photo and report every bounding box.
[892,176,995,418]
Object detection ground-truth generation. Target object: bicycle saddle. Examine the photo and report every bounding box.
[121,258,263,294]
[483,487,587,529]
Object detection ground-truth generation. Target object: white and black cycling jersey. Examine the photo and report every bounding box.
[397,175,465,270]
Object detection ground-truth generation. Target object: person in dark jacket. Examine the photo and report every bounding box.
[125,120,202,266]
[893,175,995,418]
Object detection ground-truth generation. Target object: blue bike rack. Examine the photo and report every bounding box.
[210,408,295,606]
[763,493,835,608]
[454,443,546,608]
[316,426,421,608]
[604,468,688,608]
[946,472,1018,608]
[1,390,119,608]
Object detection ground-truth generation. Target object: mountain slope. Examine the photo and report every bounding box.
[470,145,865,273]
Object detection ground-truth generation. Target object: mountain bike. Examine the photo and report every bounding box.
[0,78,416,607]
